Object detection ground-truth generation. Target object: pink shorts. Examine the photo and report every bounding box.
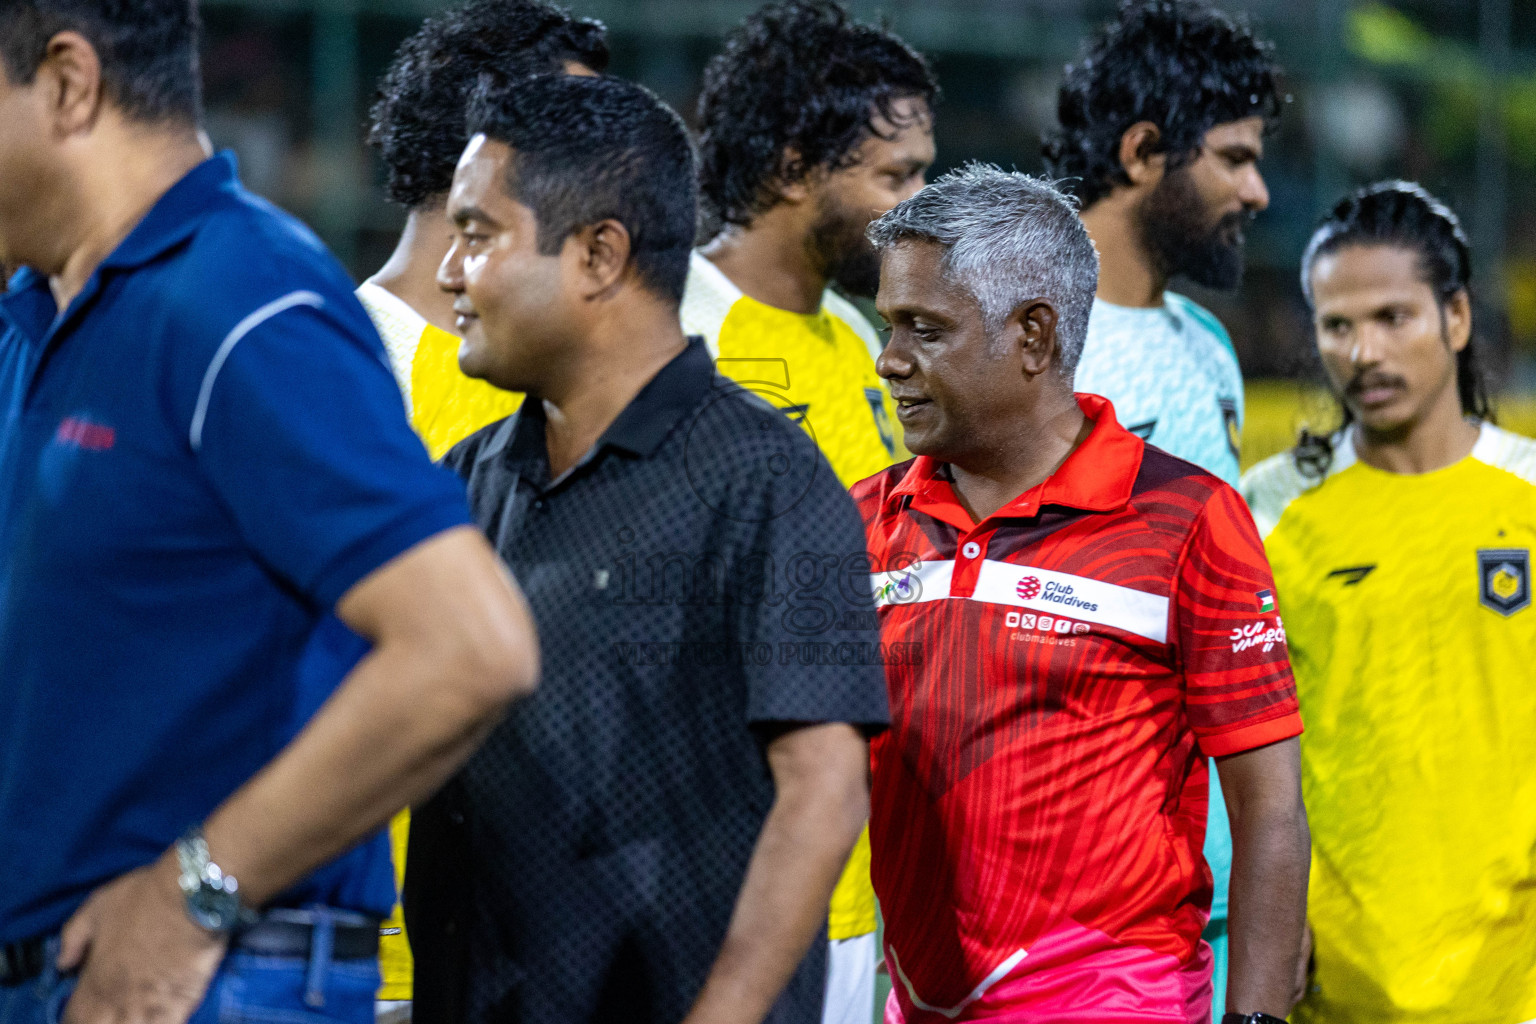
[883,934,1212,1024]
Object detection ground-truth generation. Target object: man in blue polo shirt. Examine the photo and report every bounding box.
[0,4,538,1024]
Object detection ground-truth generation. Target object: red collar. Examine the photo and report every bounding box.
[886,394,1144,530]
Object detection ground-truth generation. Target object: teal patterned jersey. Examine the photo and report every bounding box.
[1075,293,1244,487]
[1075,291,1244,937]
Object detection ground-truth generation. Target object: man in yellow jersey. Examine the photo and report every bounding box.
[1242,181,1536,1023]
[358,4,606,1016]
[685,5,937,1021]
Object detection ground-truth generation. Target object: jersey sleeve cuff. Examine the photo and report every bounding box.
[309,498,473,611]
[1198,711,1304,758]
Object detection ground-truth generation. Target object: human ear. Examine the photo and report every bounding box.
[36,31,105,136]
[1012,299,1061,378]
[571,219,632,299]
[1444,288,1472,354]
[773,148,816,205]
[1117,121,1166,188]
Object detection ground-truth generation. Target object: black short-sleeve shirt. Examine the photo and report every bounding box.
[406,337,889,1024]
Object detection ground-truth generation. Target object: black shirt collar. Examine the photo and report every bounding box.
[477,335,715,479]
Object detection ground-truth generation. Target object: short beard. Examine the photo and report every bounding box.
[1138,166,1252,292]
[806,192,882,299]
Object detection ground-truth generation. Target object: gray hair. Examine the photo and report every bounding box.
[867,164,1100,379]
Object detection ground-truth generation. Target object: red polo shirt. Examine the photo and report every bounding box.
[855,394,1301,1023]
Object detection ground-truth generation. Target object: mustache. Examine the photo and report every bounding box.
[1345,370,1408,396]
[1214,209,1255,239]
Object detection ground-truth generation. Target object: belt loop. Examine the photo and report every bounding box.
[303,906,335,1008]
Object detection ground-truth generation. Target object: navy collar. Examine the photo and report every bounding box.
[476,335,715,477]
[100,151,239,272]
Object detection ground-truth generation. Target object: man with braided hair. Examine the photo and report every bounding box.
[1243,182,1536,1023]
[685,6,936,1022]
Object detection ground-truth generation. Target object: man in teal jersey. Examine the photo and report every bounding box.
[1044,2,1287,1015]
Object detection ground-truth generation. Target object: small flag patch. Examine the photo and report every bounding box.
[1257,589,1275,613]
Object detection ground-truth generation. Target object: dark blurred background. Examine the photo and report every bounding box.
[201,0,1536,459]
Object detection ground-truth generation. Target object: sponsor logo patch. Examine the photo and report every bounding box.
[1478,548,1530,616]
[1325,565,1376,586]
[1231,616,1286,654]
[1016,576,1042,601]
[55,415,116,451]
[874,574,918,605]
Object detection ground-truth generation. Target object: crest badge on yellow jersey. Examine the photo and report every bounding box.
[864,387,897,458]
[1220,397,1241,461]
[1477,547,1530,616]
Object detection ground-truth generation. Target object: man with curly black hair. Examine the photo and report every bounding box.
[360,6,605,1019]
[362,0,606,460]
[684,5,936,1022]
[1043,4,1283,1017]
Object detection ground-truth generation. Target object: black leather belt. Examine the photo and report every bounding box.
[235,908,379,960]
[0,908,379,987]
[0,937,46,986]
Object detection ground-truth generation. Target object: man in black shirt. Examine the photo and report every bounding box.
[405,74,889,1024]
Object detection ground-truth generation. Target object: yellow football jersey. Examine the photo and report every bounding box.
[681,251,900,940]
[357,281,524,459]
[1242,423,1536,1024]
[357,281,524,1000]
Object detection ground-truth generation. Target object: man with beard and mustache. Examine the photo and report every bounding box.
[1044,3,1283,1016]
[684,9,934,1021]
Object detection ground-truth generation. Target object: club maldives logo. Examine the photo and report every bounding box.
[1017,573,1100,612]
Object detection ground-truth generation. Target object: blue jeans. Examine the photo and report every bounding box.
[0,932,379,1024]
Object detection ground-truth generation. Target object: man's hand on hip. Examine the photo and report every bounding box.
[58,851,228,1024]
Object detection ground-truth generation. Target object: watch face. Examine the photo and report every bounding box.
[176,831,244,933]
[188,883,243,932]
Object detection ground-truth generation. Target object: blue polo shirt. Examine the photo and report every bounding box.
[0,153,472,943]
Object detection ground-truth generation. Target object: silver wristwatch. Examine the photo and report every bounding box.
[174,826,253,933]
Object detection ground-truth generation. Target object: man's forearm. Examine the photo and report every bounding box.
[203,527,537,908]
[1225,791,1310,1015]
[685,723,869,1024]
[199,639,514,907]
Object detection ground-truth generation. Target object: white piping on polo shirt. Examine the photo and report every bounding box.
[190,290,325,452]
[871,559,1170,644]
[888,944,1028,1020]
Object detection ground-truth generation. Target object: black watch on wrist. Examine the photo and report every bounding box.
[1223,1015,1288,1024]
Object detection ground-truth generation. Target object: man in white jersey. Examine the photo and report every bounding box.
[1043,2,1285,1016]
[685,7,936,1022]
